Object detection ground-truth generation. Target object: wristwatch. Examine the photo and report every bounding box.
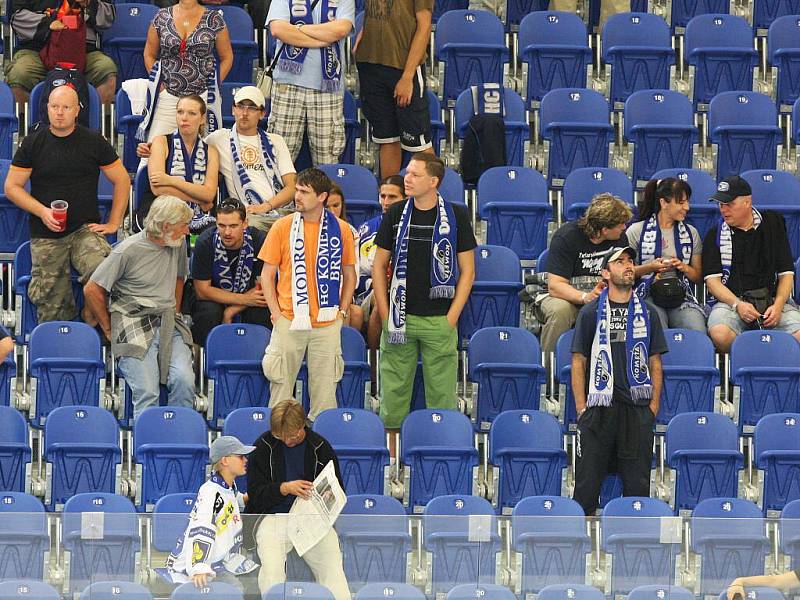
[339,309,349,319]
[580,292,588,304]
[731,301,740,313]
[295,22,305,29]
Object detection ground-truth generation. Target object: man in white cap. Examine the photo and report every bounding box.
[163,435,258,588]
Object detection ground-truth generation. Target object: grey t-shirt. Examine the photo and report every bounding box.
[626,220,701,263]
[91,231,188,307]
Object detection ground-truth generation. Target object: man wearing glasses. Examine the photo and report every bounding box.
[189,198,271,345]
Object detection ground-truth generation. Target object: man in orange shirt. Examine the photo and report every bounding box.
[260,168,357,420]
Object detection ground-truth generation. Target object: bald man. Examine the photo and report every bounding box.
[5,85,130,326]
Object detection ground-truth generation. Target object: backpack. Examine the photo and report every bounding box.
[38,66,91,128]
[460,83,507,185]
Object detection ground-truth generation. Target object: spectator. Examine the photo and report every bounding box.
[84,195,196,418]
[164,435,258,588]
[536,193,632,353]
[372,154,475,451]
[571,246,666,516]
[6,0,117,105]
[266,0,354,165]
[0,327,13,364]
[246,399,350,600]
[189,198,270,345]
[727,571,800,600]
[626,177,706,332]
[703,175,800,352]
[260,168,357,421]
[137,94,220,234]
[355,174,404,347]
[4,85,130,325]
[139,0,233,142]
[355,0,434,179]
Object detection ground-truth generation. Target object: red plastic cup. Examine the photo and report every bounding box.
[51,200,68,232]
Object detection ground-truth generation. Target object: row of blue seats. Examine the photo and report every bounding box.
[2,489,800,599]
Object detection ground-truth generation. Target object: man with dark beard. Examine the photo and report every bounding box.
[570,245,667,515]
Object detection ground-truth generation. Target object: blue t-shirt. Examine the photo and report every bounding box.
[266,0,356,92]
[273,440,308,513]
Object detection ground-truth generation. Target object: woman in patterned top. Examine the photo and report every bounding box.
[142,0,233,142]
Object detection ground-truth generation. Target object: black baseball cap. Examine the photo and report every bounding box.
[601,246,636,270]
[709,175,752,204]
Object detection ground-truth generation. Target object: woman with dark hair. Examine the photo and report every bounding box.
[626,177,706,331]
[324,183,359,327]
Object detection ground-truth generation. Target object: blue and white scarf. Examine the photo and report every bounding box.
[355,214,381,302]
[472,82,505,116]
[277,0,342,92]
[166,130,215,232]
[212,228,255,293]
[229,125,283,207]
[708,207,763,306]
[289,209,343,330]
[136,60,222,142]
[588,288,652,406]
[635,215,697,305]
[388,197,457,344]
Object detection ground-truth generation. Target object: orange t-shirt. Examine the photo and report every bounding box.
[260,214,356,327]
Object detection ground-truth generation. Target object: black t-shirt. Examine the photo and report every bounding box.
[376,199,477,316]
[572,298,668,406]
[547,221,619,280]
[12,125,120,239]
[702,210,796,297]
[190,226,266,290]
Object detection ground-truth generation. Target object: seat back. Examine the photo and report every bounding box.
[0,581,60,600]
[114,88,144,174]
[758,0,800,32]
[100,4,158,83]
[562,167,633,221]
[0,407,31,493]
[337,326,370,410]
[652,168,719,239]
[355,584,425,600]
[476,167,551,260]
[0,83,18,161]
[172,582,243,600]
[537,584,606,600]
[79,581,154,600]
[627,585,695,600]
[440,168,465,204]
[555,329,577,433]
[262,583,332,600]
[505,0,548,32]
[29,81,101,131]
[668,0,730,30]
[754,413,800,513]
[780,498,800,563]
[446,585,516,600]
[0,493,48,581]
[767,15,800,108]
[318,164,380,227]
[152,493,196,552]
[214,6,258,83]
[341,90,361,164]
[741,169,800,259]
[0,160,29,255]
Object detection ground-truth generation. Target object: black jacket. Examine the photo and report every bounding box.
[245,427,344,516]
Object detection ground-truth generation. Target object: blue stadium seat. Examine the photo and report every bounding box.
[400,410,478,513]
[423,495,500,597]
[504,0,548,32]
[337,495,411,589]
[666,412,744,512]
[756,0,800,32]
[431,0,468,26]
[313,409,389,496]
[205,324,270,430]
[468,328,546,433]
[0,83,18,161]
[446,585,516,600]
[512,496,589,595]
[458,245,522,347]
[741,169,800,261]
[562,167,633,221]
[342,90,361,164]
[455,85,529,168]
[172,582,242,600]
[537,584,606,600]
[667,0,729,32]
[518,12,591,110]
[477,167,551,262]
[754,413,800,515]
[355,584,424,600]
[97,171,118,244]
[489,411,566,514]
[440,168,465,203]
[601,13,675,110]
[434,10,509,104]
[29,321,105,429]
[114,88,144,173]
[652,168,718,240]
[80,581,154,600]
[221,81,246,130]
[62,493,141,594]
[624,90,697,187]
[796,257,800,303]
[0,160,29,256]
[100,4,158,85]
[780,498,800,567]
[215,6,259,84]
[0,581,60,600]
[627,585,695,600]
[658,329,720,432]
[222,406,270,446]
[263,583,333,600]
[684,15,759,109]
[338,326,371,410]
[428,90,446,157]
[708,92,780,177]
[29,81,102,132]
[133,407,209,511]
[539,88,613,188]
[601,497,680,595]
[0,407,30,493]
[555,329,578,434]
[44,405,121,511]
[319,164,380,227]
[152,493,196,554]
[730,330,800,434]
[691,498,769,597]
[767,16,800,110]
[0,493,48,580]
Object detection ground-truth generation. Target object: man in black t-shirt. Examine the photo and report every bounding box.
[571,246,667,515]
[702,175,800,353]
[538,193,632,352]
[190,199,270,345]
[4,85,130,325]
[372,153,476,448]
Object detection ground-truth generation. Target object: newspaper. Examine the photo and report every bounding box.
[287,461,347,556]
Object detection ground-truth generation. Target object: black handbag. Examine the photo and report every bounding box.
[650,276,686,309]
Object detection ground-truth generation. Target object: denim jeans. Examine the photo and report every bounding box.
[118,327,196,418]
[645,298,707,332]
